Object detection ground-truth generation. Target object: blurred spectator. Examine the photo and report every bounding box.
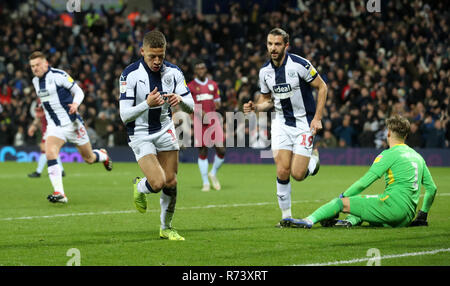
[425,120,447,148]
[334,114,356,147]
[405,121,424,148]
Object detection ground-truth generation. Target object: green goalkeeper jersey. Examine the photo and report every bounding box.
[343,143,437,215]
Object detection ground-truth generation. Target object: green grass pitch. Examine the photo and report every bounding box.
[0,161,449,266]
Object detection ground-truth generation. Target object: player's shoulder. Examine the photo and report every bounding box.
[259,60,271,71]
[163,60,183,74]
[48,67,70,80]
[121,59,142,79]
[287,53,312,69]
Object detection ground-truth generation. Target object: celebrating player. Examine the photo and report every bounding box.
[244,28,328,227]
[119,31,194,241]
[27,98,66,178]
[188,60,225,191]
[29,51,112,204]
[290,115,437,228]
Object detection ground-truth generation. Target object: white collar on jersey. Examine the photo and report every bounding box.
[194,77,209,85]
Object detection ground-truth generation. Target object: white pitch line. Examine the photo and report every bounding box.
[1,193,449,222]
[295,248,450,266]
[0,199,320,221]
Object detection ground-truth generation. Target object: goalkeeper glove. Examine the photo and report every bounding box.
[409,210,428,227]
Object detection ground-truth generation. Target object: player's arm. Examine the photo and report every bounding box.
[27,116,40,137]
[56,72,84,114]
[340,152,390,198]
[308,75,328,135]
[410,164,437,227]
[243,93,272,114]
[165,70,194,114]
[340,170,379,198]
[119,71,163,123]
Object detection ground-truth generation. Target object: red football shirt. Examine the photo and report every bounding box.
[187,78,220,114]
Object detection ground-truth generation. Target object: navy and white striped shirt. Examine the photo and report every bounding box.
[119,58,192,139]
[259,53,318,129]
[32,67,82,127]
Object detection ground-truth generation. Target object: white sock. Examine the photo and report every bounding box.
[56,156,64,171]
[48,162,64,195]
[160,187,177,230]
[93,149,107,162]
[137,177,151,194]
[36,153,47,174]
[198,157,209,185]
[277,178,291,218]
[210,154,224,176]
[308,154,318,174]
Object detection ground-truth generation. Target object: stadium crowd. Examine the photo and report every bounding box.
[0,0,448,149]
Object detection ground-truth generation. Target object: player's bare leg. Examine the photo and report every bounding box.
[45,136,67,203]
[274,149,294,226]
[76,142,112,171]
[208,146,225,191]
[157,150,184,240]
[290,154,310,181]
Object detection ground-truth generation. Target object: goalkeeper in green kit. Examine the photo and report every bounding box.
[287,115,437,228]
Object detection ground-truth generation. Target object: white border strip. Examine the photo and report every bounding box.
[295,248,450,266]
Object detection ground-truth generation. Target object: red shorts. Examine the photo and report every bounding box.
[194,120,225,147]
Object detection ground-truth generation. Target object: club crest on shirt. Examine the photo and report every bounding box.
[164,76,173,85]
[287,70,296,78]
[208,84,214,91]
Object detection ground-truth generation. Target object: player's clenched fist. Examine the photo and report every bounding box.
[243,100,255,114]
[146,87,165,107]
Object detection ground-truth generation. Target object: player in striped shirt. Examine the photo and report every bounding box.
[119,31,194,241]
[244,28,328,227]
[29,51,112,204]
[291,115,438,228]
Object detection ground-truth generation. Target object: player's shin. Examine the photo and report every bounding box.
[307,198,343,224]
[210,154,224,175]
[48,159,64,195]
[37,152,47,174]
[277,178,292,219]
[160,186,177,229]
[198,156,209,185]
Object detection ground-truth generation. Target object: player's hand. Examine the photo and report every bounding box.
[243,101,255,114]
[68,102,79,114]
[310,118,322,136]
[28,125,36,137]
[409,210,428,227]
[146,87,165,107]
[165,93,182,107]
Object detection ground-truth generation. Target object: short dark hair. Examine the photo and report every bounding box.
[386,115,410,139]
[143,30,166,48]
[29,51,46,61]
[268,28,289,44]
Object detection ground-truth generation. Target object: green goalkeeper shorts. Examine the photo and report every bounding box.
[348,194,415,228]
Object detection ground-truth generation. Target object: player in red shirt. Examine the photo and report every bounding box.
[28,99,65,178]
[188,61,226,191]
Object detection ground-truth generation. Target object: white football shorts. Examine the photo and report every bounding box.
[128,125,180,162]
[46,118,90,146]
[271,119,314,157]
